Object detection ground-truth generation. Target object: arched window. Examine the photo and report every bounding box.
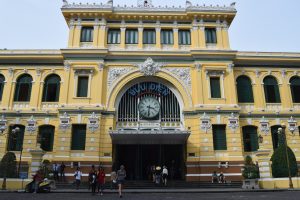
[0,74,5,101]
[242,126,258,152]
[42,74,61,102]
[236,76,254,103]
[38,125,55,152]
[271,125,282,150]
[263,76,281,103]
[290,76,300,103]
[7,125,25,151]
[14,74,33,102]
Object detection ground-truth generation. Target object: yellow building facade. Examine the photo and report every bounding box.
[0,0,300,182]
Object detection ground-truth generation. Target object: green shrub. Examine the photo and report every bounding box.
[271,144,298,178]
[0,152,17,178]
[242,156,260,179]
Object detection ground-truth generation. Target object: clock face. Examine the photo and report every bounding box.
[138,97,160,119]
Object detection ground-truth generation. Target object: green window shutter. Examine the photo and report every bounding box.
[108,30,121,44]
[8,125,25,151]
[264,76,281,103]
[77,76,89,97]
[42,75,61,102]
[143,30,156,44]
[236,76,254,103]
[210,77,221,98]
[290,77,300,103]
[0,75,5,101]
[161,30,173,44]
[14,75,32,102]
[39,125,55,152]
[80,27,94,42]
[213,125,227,150]
[179,30,191,45]
[71,125,86,150]
[126,29,138,44]
[205,28,217,44]
[242,126,258,152]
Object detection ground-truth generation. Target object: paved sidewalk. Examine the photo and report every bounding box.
[1,188,299,193]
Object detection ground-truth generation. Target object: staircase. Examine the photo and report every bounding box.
[56,181,242,190]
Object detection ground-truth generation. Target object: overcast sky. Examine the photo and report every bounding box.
[0,0,299,52]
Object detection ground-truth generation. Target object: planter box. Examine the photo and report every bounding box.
[242,179,260,189]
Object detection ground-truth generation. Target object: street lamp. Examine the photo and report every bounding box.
[278,124,294,189]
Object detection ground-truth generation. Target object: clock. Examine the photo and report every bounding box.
[138,97,160,119]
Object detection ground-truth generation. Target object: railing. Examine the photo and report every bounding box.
[266,103,282,111]
[239,104,255,112]
[116,121,182,131]
[41,102,60,109]
[13,102,30,110]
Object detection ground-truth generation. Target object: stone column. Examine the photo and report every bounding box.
[93,19,100,47]
[222,21,230,49]
[216,25,223,49]
[29,148,45,177]
[191,26,199,49]
[138,27,144,49]
[73,19,82,48]
[155,27,161,49]
[99,25,107,48]
[173,28,179,49]
[256,149,272,179]
[198,20,206,49]
[120,27,126,49]
[68,18,75,48]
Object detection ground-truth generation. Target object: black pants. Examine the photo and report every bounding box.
[91,183,97,194]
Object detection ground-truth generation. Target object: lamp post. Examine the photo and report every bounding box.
[278,124,294,189]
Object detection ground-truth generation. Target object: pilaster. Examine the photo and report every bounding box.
[68,19,75,48]
[173,28,179,49]
[93,20,100,47]
[120,27,126,49]
[216,26,223,49]
[198,20,206,48]
[155,27,161,49]
[138,27,144,49]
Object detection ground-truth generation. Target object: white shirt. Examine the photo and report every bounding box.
[162,168,168,175]
[75,171,82,180]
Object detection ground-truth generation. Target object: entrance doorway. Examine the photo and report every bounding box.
[113,144,185,180]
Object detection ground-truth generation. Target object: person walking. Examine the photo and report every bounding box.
[60,162,66,182]
[110,170,117,190]
[162,166,168,186]
[88,165,96,190]
[90,169,97,195]
[52,163,59,181]
[97,167,106,196]
[116,165,126,198]
[74,167,82,190]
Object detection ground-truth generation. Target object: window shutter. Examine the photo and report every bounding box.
[205,28,217,43]
[210,77,221,98]
[71,125,86,150]
[213,125,227,150]
[40,126,55,152]
[179,30,191,45]
[237,76,254,103]
[77,76,89,97]
[242,126,258,152]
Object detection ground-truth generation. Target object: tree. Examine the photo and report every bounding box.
[271,130,298,178]
[0,152,17,178]
[271,145,298,178]
[242,156,260,179]
[0,152,17,190]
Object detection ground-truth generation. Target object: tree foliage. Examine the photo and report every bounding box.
[242,156,260,179]
[0,152,17,178]
[271,144,298,178]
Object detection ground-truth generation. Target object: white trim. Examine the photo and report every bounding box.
[259,177,300,181]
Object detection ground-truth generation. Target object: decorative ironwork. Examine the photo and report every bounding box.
[26,115,37,133]
[260,116,269,135]
[200,113,211,133]
[88,112,99,132]
[135,57,164,76]
[59,112,71,130]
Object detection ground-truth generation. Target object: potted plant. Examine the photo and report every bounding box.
[242,156,260,189]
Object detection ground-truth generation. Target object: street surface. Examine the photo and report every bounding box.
[0,191,300,200]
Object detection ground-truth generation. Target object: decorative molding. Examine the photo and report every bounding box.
[228,113,239,132]
[195,63,202,72]
[260,116,269,135]
[88,112,99,133]
[227,64,234,73]
[0,115,7,134]
[255,70,260,78]
[288,116,298,134]
[98,63,104,71]
[165,67,191,90]
[74,69,94,75]
[135,57,164,76]
[59,112,71,130]
[107,67,134,90]
[281,69,287,78]
[36,68,42,76]
[205,69,225,79]
[8,68,14,76]
[26,115,37,133]
[64,61,70,71]
[200,113,211,133]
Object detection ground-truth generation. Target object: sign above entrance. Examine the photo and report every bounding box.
[128,82,170,96]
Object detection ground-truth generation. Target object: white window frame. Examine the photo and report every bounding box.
[74,69,94,98]
[206,70,225,99]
